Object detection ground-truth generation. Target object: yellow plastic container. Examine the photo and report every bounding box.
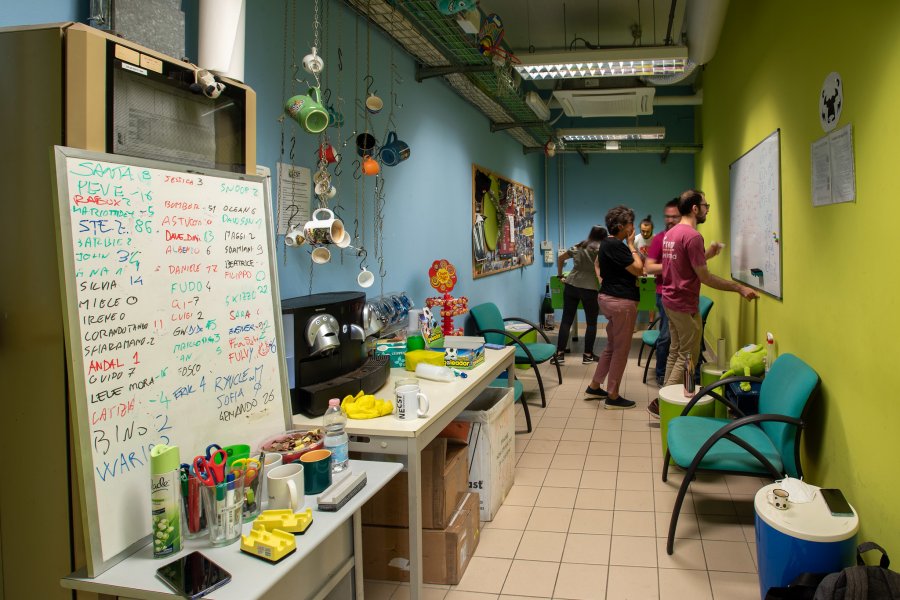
[404,349,446,372]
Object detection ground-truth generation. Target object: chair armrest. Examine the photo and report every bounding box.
[680,375,764,418]
[648,317,660,331]
[501,317,553,345]
[476,327,538,364]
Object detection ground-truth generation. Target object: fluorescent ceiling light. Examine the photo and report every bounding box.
[524,91,550,121]
[515,46,688,80]
[556,127,665,141]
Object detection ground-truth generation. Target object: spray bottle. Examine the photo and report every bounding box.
[150,444,182,558]
[765,332,776,374]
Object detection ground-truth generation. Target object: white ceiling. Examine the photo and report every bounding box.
[475,0,687,53]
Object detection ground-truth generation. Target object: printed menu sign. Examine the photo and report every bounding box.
[53,148,290,576]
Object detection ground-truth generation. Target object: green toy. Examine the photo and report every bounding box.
[721,343,767,391]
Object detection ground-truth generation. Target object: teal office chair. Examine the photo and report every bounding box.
[662,353,819,554]
[638,295,714,384]
[469,302,562,420]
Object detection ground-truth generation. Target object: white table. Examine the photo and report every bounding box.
[61,460,402,600]
[292,346,516,600]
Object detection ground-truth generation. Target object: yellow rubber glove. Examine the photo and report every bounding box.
[341,390,394,419]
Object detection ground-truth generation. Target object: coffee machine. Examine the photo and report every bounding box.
[282,292,390,416]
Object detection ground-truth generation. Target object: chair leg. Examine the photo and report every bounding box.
[662,450,671,482]
[554,358,562,385]
[666,464,694,555]
[638,343,645,366]
[533,363,548,408]
[642,345,656,384]
[520,394,532,433]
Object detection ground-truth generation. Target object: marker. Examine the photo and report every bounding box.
[226,473,236,538]
[215,481,226,535]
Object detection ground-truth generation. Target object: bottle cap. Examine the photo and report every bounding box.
[328,398,340,407]
[150,444,180,475]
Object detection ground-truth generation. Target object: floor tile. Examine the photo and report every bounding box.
[583,455,619,471]
[536,487,578,509]
[697,514,748,542]
[551,454,587,470]
[556,440,590,455]
[485,505,533,530]
[616,472,654,491]
[588,442,620,456]
[560,429,592,442]
[708,572,760,600]
[612,511,656,537]
[444,592,497,600]
[590,429,622,443]
[517,453,553,469]
[574,489,615,511]
[690,474,730,495]
[453,557,512,594]
[390,585,449,600]
[609,535,658,567]
[531,427,564,441]
[474,529,523,559]
[553,562,608,600]
[593,419,624,431]
[619,443,652,457]
[621,431,652,444]
[655,511,701,540]
[525,439,560,454]
[579,470,617,490]
[365,581,399,600]
[527,507,573,532]
[614,490,655,512]
[500,560,559,597]
[569,509,614,535]
[701,540,757,573]
[693,494,737,516]
[538,417,569,429]
[606,565,659,600]
[543,469,582,488]
[658,569,712,600]
[503,485,540,507]
[653,490,695,514]
[562,533,611,565]
[617,456,654,473]
[514,468,548,487]
[514,530,567,562]
[656,537,707,570]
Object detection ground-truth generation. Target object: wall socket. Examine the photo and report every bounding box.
[543,250,553,264]
[540,240,552,251]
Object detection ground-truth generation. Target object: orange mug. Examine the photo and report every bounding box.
[361,156,380,176]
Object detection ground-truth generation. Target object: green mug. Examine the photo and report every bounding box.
[284,88,329,134]
[299,449,332,495]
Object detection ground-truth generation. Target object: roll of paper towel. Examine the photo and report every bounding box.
[199,0,245,81]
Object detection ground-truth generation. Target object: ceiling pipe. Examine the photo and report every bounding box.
[653,90,703,105]
[642,0,730,86]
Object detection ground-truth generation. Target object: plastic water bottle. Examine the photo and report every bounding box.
[323,398,349,473]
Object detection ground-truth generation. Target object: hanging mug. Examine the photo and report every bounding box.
[361,156,380,176]
[284,88,329,134]
[327,105,344,128]
[304,208,345,245]
[334,231,352,248]
[365,93,384,115]
[311,246,331,264]
[436,0,476,15]
[356,132,377,157]
[357,267,375,288]
[315,180,337,199]
[380,132,411,167]
[317,143,341,164]
[302,47,324,74]
[285,228,305,247]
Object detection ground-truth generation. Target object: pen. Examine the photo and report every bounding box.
[216,481,226,535]
[226,473,236,538]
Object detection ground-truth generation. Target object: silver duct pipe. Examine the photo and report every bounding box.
[653,90,704,105]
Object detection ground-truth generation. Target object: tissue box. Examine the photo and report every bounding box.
[443,336,485,370]
[405,349,447,372]
[375,340,406,368]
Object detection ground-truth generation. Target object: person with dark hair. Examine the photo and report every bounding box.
[552,225,607,365]
[585,206,642,409]
[661,189,758,387]
[634,214,654,257]
[643,199,680,400]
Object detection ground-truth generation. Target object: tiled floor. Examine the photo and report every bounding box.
[365,329,770,600]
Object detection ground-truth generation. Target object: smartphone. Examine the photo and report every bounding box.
[820,488,854,517]
[156,551,231,599]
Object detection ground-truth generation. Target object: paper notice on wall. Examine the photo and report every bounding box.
[811,124,856,206]
[276,162,311,235]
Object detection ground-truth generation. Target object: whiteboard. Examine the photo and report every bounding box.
[52,147,291,576]
[729,129,783,299]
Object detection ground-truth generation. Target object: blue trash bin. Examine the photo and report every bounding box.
[755,483,859,599]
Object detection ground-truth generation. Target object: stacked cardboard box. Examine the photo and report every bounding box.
[362,438,480,584]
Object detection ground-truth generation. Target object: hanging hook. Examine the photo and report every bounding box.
[352,159,361,180]
[379,260,387,278]
[334,162,343,177]
[289,137,296,161]
[364,74,375,96]
[357,247,368,269]
[391,91,403,109]
[338,48,343,71]
[322,88,332,104]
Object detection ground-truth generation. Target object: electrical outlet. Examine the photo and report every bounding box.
[540,240,552,251]
[543,250,553,264]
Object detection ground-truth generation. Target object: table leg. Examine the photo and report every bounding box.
[353,509,364,599]
[407,438,423,600]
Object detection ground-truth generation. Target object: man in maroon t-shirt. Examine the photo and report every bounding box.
[661,190,758,386]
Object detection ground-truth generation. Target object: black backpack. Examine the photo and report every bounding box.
[766,543,900,600]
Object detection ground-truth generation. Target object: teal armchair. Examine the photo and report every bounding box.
[469,302,562,425]
[638,295,714,384]
[662,353,819,554]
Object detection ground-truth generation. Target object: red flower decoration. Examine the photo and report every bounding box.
[428,259,457,293]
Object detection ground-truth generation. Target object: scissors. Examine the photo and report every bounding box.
[231,457,261,483]
[193,449,227,486]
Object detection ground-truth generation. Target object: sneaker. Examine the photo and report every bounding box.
[605,397,636,410]
[647,398,660,418]
[584,384,608,399]
[582,353,599,364]
[655,375,665,387]
[550,352,565,365]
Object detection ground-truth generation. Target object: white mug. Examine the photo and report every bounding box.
[267,463,305,512]
[285,228,305,247]
[304,208,344,245]
[334,231,352,249]
[302,47,325,74]
[767,488,790,510]
[311,246,331,264]
[259,452,283,509]
[357,267,375,288]
[394,378,430,420]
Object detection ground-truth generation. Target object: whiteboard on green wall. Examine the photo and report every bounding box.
[52,147,291,576]
[729,129,783,299]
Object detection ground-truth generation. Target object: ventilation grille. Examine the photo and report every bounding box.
[553,88,656,117]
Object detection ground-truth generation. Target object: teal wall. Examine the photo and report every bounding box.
[0,0,82,26]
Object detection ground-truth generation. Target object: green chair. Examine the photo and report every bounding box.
[662,353,820,554]
[470,302,562,414]
[638,295,714,384]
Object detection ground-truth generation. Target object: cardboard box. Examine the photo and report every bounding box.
[455,387,516,521]
[442,336,486,370]
[362,437,467,529]
[362,492,481,585]
[374,340,406,367]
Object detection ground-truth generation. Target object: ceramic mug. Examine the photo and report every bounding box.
[317,143,341,164]
[356,132,378,157]
[311,246,332,264]
[357,267,375,288]
[315,180,337,199]
[328,105,344,128]
[394,378,430,420]
[285,228,305,247]
[380,131,411,166]
[259,452,283,509]
[365,93,384,115]
[299,449,333,495]
[302,46,324,74]
[313,169,331,186]
[437,0,477,15]
[304,208,345,245]
[266,463,305,512]
[361,156,380,176]
[334,231,352,248]
[767,488,790,510]
[284,88,329,134]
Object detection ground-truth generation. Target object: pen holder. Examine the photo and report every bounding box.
[242,464,264,523]
[201,478,245,547]
[180,473,208,539]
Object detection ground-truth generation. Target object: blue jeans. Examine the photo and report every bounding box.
[654,293,670,382]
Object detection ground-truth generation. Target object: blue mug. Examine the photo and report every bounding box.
[379,132,410,167]
[436,0,476,15]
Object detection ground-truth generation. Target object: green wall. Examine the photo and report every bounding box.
[697,0,900,552]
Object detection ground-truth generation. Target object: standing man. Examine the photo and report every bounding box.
[644,199,680,401]
[661,189,758,390]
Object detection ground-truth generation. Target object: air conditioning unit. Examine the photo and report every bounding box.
[552,87,656,117]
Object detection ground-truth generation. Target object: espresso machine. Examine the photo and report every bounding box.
[282,292,390,416]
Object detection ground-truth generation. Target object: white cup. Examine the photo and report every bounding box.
[267,463,305,512]
[304,208,344,245]
[767,488,790,510]
[313,169,331,186]
[357,267,375,288]
[334,231,352,248]
[259,453,283,509]
[311,246,331,264]
[302,47,325,74]
[394,378,430,420]
[285,228,305,247]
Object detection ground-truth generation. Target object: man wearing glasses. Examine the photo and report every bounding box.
[659,189,758,390]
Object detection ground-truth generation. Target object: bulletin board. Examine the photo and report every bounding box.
[729,129,783,299]
[471,164,535,278]
[52,147,292,576]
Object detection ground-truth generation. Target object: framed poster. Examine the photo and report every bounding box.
[472,164,535,278]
